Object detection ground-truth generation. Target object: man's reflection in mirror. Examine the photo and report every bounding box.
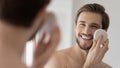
[45,3,111,68]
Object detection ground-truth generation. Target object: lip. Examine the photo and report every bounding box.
[80,35,93,41]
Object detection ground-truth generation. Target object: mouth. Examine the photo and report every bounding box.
[80,35,93,41]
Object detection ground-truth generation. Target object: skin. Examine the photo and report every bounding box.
[44,12,111,68]
[0,6,60,68]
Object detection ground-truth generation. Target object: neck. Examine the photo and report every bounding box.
[0,21,27,59]
[72,44,90,62]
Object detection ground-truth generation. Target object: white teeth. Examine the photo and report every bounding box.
[81,35,91,40]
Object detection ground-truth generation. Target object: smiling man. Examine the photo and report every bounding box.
[45,3,111,68]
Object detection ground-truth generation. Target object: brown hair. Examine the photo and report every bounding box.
[0,0,51,28]
[75,3,109,30]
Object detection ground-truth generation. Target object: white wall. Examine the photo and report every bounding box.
[47,0,73,50]
[72,0,120,68]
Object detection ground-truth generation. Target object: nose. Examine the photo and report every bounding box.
[83,26,92,35]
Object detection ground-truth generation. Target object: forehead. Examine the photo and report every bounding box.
[77,11,102,26]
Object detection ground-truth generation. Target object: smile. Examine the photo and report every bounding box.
[80,35,93,41]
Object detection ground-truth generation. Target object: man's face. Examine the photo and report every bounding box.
[75,12,102,50]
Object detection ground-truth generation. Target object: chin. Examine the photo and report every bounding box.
[77,38,93,50]
[79,42,91,50]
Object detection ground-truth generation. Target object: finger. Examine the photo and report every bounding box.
[36,33,48,51]
[42,27,60,56]
[35,27,60,57]
[46,27,60,50]
[50,26,60,36]
[35,33,58,63]
[34,32,47,58]
[33,27,60,67]
[37,32,46,47]
[32,38,36,46]
[32,38,37,51]
[50,26,60,45]
[90,39,97,50]
[96,35,103,49]
[102,39,109,53]
[98,39,109,60]
[35,26,60,55]
[35,32,46,52]
[38,36,52,56]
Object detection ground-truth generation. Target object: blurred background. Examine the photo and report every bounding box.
[25,0,120,68]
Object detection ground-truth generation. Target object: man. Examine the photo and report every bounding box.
[45,3,111,68]
[0,0,60,68]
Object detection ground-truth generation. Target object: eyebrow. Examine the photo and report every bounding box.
[79,21,85,23]
[79,21,101,28]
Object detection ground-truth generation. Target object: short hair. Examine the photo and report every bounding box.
[75,3,109,30]
[0,0,51,28]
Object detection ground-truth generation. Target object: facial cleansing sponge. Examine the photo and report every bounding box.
[94,29,108,44]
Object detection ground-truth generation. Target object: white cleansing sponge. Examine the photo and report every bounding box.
[94,29,108,44]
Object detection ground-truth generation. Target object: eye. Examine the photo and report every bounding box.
[91,25,99,29]
[79,23,85,27]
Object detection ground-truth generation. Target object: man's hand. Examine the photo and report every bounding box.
[83,36,109,68]
[32,26,60,68]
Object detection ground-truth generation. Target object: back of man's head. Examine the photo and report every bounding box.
[0,0,50,28]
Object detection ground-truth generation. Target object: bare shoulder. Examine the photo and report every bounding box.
[100,61,112,68]
[57,47,72,54]
[52,47,72,62]
[44,48,72,68]
[53,47,73,59]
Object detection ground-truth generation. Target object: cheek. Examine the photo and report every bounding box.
[76,26,82,34]
[92,29,98,35]
[75,26,82,37]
